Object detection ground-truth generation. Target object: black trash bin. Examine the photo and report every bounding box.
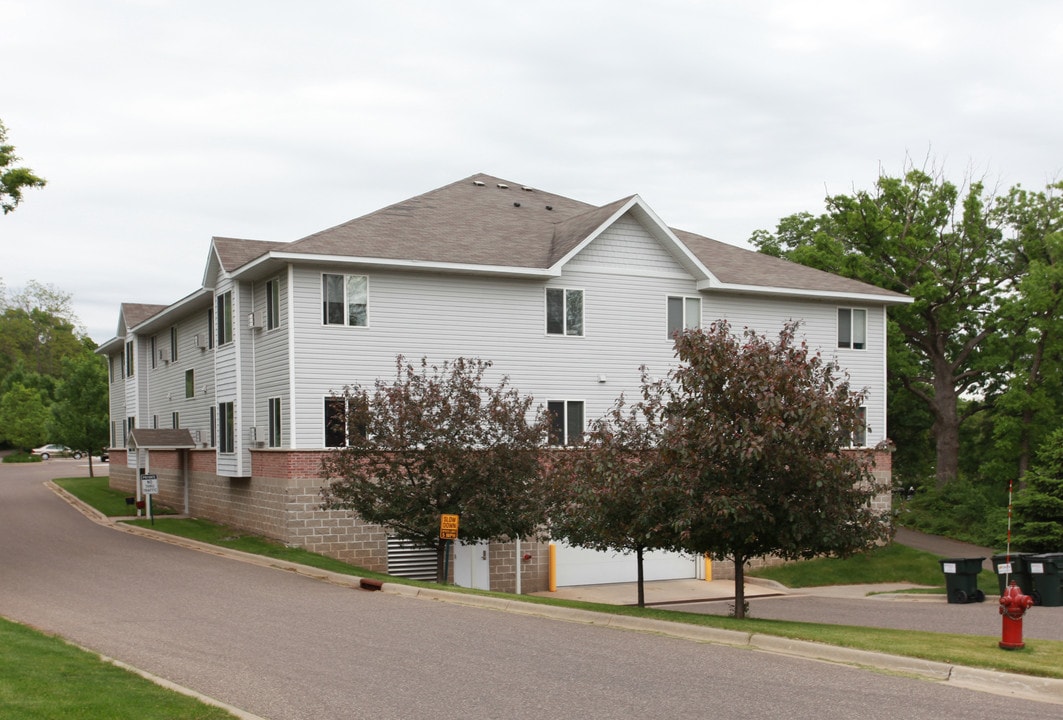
[1028,553,1063,607]
[992,553,1034,597]
[939,558,986,604]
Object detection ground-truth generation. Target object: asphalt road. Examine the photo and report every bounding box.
[0,459,1056,719]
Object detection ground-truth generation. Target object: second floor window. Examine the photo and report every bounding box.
[838,308,867,350]
[322,274,368,327]
[546,288,584,336]
[170,326,178,362]
[185,369,195,398]
[667,296,701,338]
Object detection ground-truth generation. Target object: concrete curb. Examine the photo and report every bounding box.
[48,482,1063,707]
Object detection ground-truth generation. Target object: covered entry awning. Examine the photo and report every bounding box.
[127,428,197,450]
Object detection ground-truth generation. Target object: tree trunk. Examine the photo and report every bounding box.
[931,355,961,488]
[733,553,746,619]
[636,546,645,608]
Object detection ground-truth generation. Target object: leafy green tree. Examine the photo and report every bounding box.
[752,167,1016,487]
[0,120,46,214]
[980,183,1063,482]
[0,281,84,379]
[50,349,109,476]
[546,388,676,607]
[321,356,551,581]
[1010,427,1063,553]
[0,382,50,450]
[658,321,890,618]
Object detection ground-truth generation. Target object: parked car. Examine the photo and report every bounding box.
[31,444,84,460]
[99,447,109,462]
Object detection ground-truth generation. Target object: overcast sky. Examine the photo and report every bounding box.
[3,0,1061,343]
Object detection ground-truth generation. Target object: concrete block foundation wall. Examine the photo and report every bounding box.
[109,449,392,573]
[488,539,550,594]
[107,447,893,592]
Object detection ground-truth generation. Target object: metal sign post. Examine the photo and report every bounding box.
[141,473,158,525]
[440,514,459,584]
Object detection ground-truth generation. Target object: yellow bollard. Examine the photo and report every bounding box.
[704,555,713,582]
[549,543,557,592]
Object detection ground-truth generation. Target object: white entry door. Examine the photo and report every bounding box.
[453,540,490,590]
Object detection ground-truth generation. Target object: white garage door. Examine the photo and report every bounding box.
[554,543,697,586]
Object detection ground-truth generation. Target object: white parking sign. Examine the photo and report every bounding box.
[141,474,159,495]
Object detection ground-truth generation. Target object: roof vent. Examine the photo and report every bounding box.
[513,202,521,207]
[545,205,553,211]
[473,180,485,187]
[496,183,509,189]
[522,186,534,192]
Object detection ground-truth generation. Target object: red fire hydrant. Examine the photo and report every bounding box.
[999,581,1035,650]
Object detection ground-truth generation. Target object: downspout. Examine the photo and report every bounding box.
[515,537,521,595]
[182,449,190,515]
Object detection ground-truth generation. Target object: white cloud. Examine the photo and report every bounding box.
[2,0,1062,342]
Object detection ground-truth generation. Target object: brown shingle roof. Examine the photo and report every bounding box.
[674,230,906,298]
[128,428,196,449]
[213,237,288,272]
[121,303,168,328]
[285,174,596,268]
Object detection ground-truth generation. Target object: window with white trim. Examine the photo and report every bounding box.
[849,406,868,447]
[216,292,233,346]
[218,401,235,453]
[125,341,134,377]
[547,400,584,446]
[170,326,178,362]
[268,397,281,448]
[838,308,867,350]
[546,288,583,336]
[322,274,368,327]
[185,369,195,398]
[266,278,280,331]
[667,296,701,338]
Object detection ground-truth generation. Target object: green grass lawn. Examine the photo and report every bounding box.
[54,476,1063,681]
[748,542,999,593]
[54,477,176,518]
[0,616,236,719]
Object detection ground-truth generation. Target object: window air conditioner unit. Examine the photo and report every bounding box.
[193,334,204,349]
[248,312,262,330]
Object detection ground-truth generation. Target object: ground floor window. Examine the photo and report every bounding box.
[218,401,235,453]
[547,400,584,446]
[268,397,281,447]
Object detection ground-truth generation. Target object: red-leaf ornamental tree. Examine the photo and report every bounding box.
[658,321,891,618]
[320,356,551,582]
[546,387,676,607]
